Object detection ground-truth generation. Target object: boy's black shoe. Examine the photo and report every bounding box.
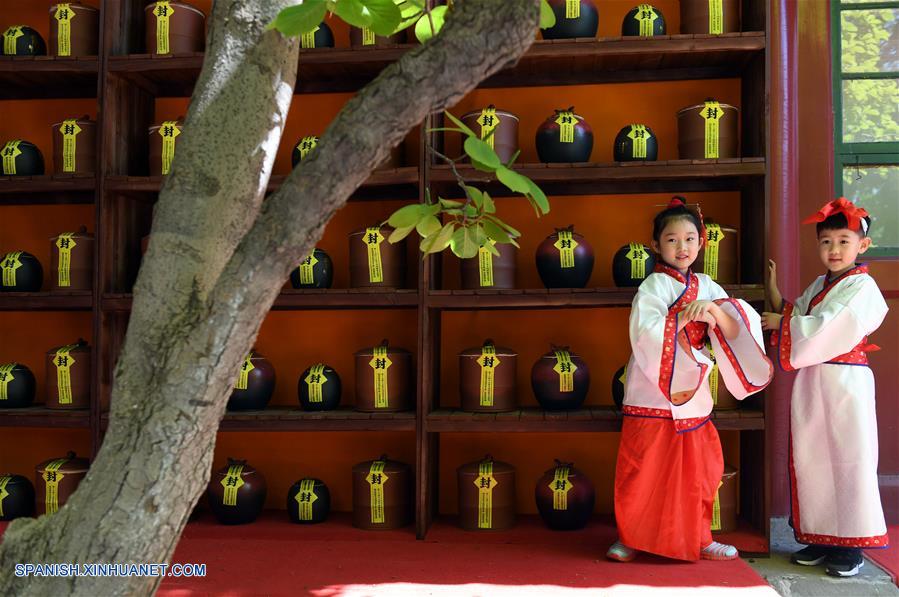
[790,545,831,566]
[824,548,864,577]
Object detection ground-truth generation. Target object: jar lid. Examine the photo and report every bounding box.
[677,101,739,115]
[49,226,93,242]
[46,339,90,355]
[144,1,207,19]
[459,341,517,358]
[349,225,393,237]
[354,340,411,358]
[538,347,582,360]
[49,3,99,13]
[460,107,520,122]
[216,458,259,477]
[353,456,410,473]
[148,119,185,133]
[457,455,514,474]
[36,452,90,474]
[51,116,95,129]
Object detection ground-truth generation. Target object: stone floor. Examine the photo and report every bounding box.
[746,518,898,597]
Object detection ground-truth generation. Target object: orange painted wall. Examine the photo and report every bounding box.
[0,0,100,44]
[0,428,91,480]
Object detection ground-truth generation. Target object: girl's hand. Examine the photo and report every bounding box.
[682,300,715,323]
[760,312,783,331]
[698,310,718,329]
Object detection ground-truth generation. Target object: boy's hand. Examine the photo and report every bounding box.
[760,312,782,331]
[768,259,778,288]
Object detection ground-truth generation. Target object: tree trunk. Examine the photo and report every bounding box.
[0,0,539,594]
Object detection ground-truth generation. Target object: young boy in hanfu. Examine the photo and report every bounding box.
[762,197,889,578]
[607,198,773,563]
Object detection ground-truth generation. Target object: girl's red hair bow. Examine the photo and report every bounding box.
[802,197,869,232]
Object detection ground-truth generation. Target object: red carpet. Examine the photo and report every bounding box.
[867,525,898,586]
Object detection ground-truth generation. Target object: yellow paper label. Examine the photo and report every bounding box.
[55,5,75,56]
[370,346,392,409]
[154,2,174,55]
[3,26,24,55]
[711,481,723,531]
[627,124,650,159]
[295,479,318,521]
[60,120,82,173]
[709,0,724,34]
[555,112,576,144]
[625,243,649,280]
[298,250,318,285]
[362,27,376,45]
[235,353,255,390]
[0,475,10,517]
[477,346,500,407]
[706,340,720,405]
[0,363,15,401]
[478,107,500,150]
[221,464,245,506]
[54,345,77,405]
[478,240,495,287]
[619,365,628,386]
[703,223,725,280]
[635,4,658,36]
[553,350,577,393]
[301,26,320,49]
[475,462,498,529]
[565,0,580,19]
[2,140,22,175]
[297,136,318,161]
[55,233,77,287]
[366,461,389,524]
[551,466,573,510]
[554,231,578,269]
[159,121,181,175]
[1,251,23,288]
[701,101,724,159]
[43,459,68,515]
[305,364,327,403]
[364,227,384,283]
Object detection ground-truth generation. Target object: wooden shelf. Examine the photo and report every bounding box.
[102,289,418,312]
[431,159,765,196]
[0,176,96,204]
[426,407,764,432]
[0,406,90,428]
[0,291,92,311]
[427,285,765,310]
[0,56,99,99]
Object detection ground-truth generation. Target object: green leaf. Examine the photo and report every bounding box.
[414,5,448,43]
[387,203,426,228]
[505,149,521,167]
[463,203,478,217]
[526,177,550,215]
[331,0,371,28]
[388,224,415,243]
[464,185,484,209]
[482,219,514,245]
[444,111,477,138]
[450,226,480,259]
[416,215,442,237]
[470,158,496,173]
[425,201,442,215]
[421,222,455,254]
[268,1,328,36]
[485,214,521,238]
[464,137,501,170]
[360,0,403,36]
[439,198,463,209]
[481,191,495,214]
[539,0,556,29]
[495,165,530,194]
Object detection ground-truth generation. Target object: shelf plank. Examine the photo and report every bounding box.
[102,290,418,312]
[427,285,764,310]
[0,291,93,311]
[426,407,764,432]
[107,34,764,97]
[0,407,90,428]
[0,57,99,99]
[0,176,96,204]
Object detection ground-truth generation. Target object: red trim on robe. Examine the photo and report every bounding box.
[622,405,711,434]
[777,302,796,372]
[808,264,869,314]
[653,266,706,405]
[710,298,774,393]
[827,337,879,366]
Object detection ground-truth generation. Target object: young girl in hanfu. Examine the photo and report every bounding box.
[762,198,889,578]
[607,197,773,563]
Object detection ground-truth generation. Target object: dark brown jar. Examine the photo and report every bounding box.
[297,363,341,411]
[1,251,44,292]
[354,340,413,413]
[207,458,267,525]
[612,362,628,409]
[35,452,89,516]
[680,0,740,34]
[298,21,334,49]
[677,100,739,160]
[287,477,331,524]
[460,241,516,290]
[530,345,590,411]
[227,351,275,411]
[148,119,184,176]
[0,474,35,520]
[712,465,738,533]
[2,26,46,56]
[50,227,94,292]
[535,108,593,163]
[289,248,334,289]
[613,124,658,162]
[0,362,36,409]
[621,4,666,36]
[51,117,96,175]
[459,340,517,413]
[460,106,519,164]
[541,0,599,39]
[696,221,738,285]
[349,226,406,289]
[535,460,595,530]
[1,140,45,176]
[45,339,91,410]
[535,226,594,289]
[144,1,206,55]
[457,455,515,531]
[349,26,405,47]
[352,456,412,530]
[49,3,100,57]
[612,242,655,287]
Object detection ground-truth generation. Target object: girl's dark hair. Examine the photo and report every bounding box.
[653,196,703,241]
[816,212,871,238]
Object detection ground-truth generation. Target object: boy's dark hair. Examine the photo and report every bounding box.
[653,196,704,241]
[816,213,871,238]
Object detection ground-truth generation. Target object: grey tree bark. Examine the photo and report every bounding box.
[0,0,539,594]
